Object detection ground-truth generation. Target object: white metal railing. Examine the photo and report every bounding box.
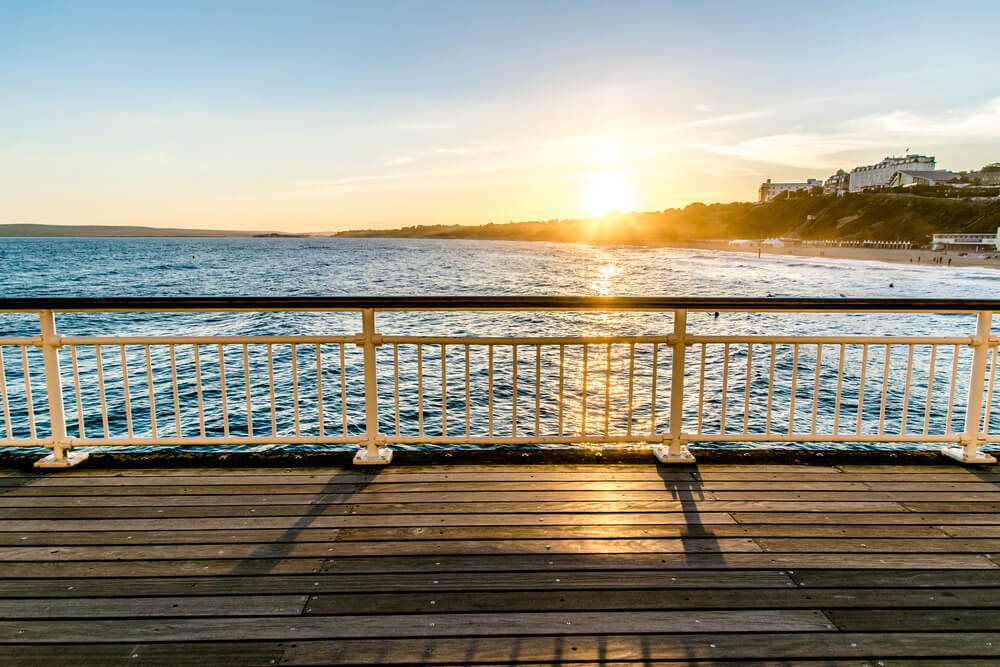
[0,297,997,468]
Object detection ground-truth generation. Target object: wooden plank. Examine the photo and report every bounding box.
[827,609,1000,631]
[302,587,1000,615]
[0,513,739,532]
[757,538,1000,553]
[905,502,1000,513]
[2,642,287,666]
[0,595,308,618]
[938,526,1000,538]
[0,529,343,545]
[0,524,949,545]
[0,480,878,495]
[277,632,1000,664]
[732,512,1000,525]
[0,500,909,518]
[338,501,908,515]
[0,558,329,578]
[316,553,998,573]
[0,610,835,642]
[0,537,763,561]
[790,569,1000,588]
[328,524,948,541]
[713,491,1000,501]
[0,570,797,597]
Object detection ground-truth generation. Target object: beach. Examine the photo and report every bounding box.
[660,240,1000,270]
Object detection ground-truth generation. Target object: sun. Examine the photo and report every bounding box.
[583,171,636,218]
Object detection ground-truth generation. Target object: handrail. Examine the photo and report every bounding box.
[2,296,1000,313]
[0,300,998,469]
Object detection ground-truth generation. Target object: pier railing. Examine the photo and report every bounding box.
[0,297,998,468]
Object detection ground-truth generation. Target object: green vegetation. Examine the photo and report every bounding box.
[335,192,1000,245]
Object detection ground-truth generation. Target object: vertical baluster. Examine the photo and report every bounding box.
[393,343,400,438]
[923,345,937,434]
[649,343,658,435]
[766,343,776,435]
[743,343,753,434]
[535,344,541,437]
[192,344,204,439]
[0,347,10,439]
[214,344,226,438]
[316,343,324,438]
[291,344,300,437]
[145,345,158,439]
[945,344,959,434]
[170,344,180,438]
[71,346,84,439]
[856,345,868,435]
[696,343,705,435]
[417,344,424,437]
[558,344,565,437]
[120,345,133,439]
[488,344,494,438]
[982,346,998,433]
[788,344,799,436]
[267,343,276,437]
[628,342,636,437]
[243,344,253,438]
[720,343,729,435]
[339,343,347,437]
[441,344,447,437]
[877,344,891,435]
[604,343,611,436]
[581,344,588,435]
[511,344,518,437]
[810,344,823,435]
[96,345,110,438]
[901,344,914,435]
[20,346,36,440]
[834,344,845,434]
[465,344,471,438]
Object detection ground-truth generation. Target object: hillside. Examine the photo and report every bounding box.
[334,193,1000,244]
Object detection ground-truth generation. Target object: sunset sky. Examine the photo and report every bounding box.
[2,1,999,232]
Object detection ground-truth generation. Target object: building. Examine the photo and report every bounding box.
[758,178,823,202]
[824,169,850,195]
[930,229,1000,251]
[888,170,959,187]
[849,154,935,192]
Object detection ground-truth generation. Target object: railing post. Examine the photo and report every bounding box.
[943,310,996,464]
[34,310,88,469]
[353,308,392,465]
[654,309,695,463]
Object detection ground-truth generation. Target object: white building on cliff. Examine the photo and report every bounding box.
[849,154,935,192]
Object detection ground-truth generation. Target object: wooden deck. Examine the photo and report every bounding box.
[1,462,999,665]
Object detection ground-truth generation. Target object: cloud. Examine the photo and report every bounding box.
[846,97,1000,138]
[699,97,1000,169]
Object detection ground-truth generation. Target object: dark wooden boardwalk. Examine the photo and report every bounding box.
[1,462,999,665]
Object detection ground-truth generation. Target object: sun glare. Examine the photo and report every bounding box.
[583,172,636,218]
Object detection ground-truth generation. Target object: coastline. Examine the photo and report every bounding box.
[657,239,1000,270]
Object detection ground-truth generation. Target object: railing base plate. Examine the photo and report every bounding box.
[353,448,393,466]
[940,446,996,465]
[652,445,696,464]
[34,451,90,469]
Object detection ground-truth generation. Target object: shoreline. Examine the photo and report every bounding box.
[656,239,1000,270]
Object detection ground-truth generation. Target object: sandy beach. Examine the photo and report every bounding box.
[659,240,1000,270]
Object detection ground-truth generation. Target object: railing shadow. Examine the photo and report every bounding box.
[227,465,373,576]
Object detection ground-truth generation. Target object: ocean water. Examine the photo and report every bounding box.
[1,236,999,453]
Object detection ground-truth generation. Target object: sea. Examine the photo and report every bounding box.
[1,236,999,453]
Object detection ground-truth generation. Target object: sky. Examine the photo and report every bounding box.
[2,0,999,232]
